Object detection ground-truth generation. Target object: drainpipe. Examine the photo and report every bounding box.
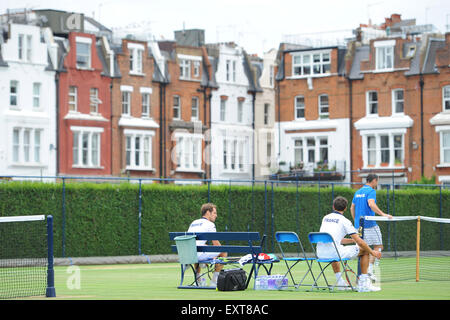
[419,75,424,178]
[55,72,60,176]
[251,91,256,181]
[159,82,163,179]
[348,78,353,183]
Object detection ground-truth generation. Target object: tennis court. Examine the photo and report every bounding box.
[35,259,450,300]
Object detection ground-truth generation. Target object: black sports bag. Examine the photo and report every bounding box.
[216,268,247,291]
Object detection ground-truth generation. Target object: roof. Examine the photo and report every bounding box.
[422,38,446,74]
[348,45,370,80]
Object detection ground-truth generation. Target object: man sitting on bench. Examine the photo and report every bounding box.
[187,203,227,287]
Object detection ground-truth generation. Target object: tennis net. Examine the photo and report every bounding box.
[0,215,55,299]
[361,215,450,283]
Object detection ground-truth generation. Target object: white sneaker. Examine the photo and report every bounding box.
[209,279,217,288]
[358,276,381,292]
[368,272,377,283]
[366,281,381,292]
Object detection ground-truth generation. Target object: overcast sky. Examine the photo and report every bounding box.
[1,0,449,55]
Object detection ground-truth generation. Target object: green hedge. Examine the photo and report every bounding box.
[0,181,448,257]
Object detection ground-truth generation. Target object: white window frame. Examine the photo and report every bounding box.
[291,135,329,168]
[180,59,191,79]
[120,85,133,116]
[191,96,199,121]
[237,100,244,123]
[264,103,270,125]
[10,80,19,108]
[392,88,404,115]
[441,131,450,165]
[128,43,144,75]
[318,94,329,119]
[69,86,78,112]
[33,82,41,109]
[75,36,92,69]
[375,40,395,71]
[295,95,305,120]
[193,61,200,77]
[124,129,155,170]
[140,87,152,118]
[443,85,450,112]
[71,126,103,168]
[173,95,181,120]
[18,34,24,60]
[11,127,43,165]
[292,50,331,77]
[26,35,32,62]
[361,130,406,169]
[175,133,203,172]
[89,88,101,114]
[366,90,378,116]
[220,99,226,122]
[222,137,248,173]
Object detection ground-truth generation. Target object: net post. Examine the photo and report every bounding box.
[46,215,56,297]
[415,216,420,282]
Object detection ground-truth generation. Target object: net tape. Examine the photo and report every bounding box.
[364,215,450,224]
[0,215,45,223]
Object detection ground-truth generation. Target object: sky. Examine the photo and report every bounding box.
[0,0,449,55]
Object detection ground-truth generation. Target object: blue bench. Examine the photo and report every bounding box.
[169,232,278,289]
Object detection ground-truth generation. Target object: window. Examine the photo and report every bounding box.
[142,93,150,117]
[266,132,272,167]
[363,133,405,168]
[180,59,190,79]
[367,136,376,166]
[237,100,244,123]
[318,94,329,118]
[76,38,91,69]
[129,46,143,74]
[176,135,202,171]
[122,91,131,115]
[18,34,24,60]
[392,89,404,114]
[319,138,328,163]
[220,99,226,122]
[295,96,305,119]
[173,95,181,120]
[222,137,247,172]
[367,91,378,115]
[125,130,154,169]
[72,127,102,167]
[269,65,274,87]
[193,61,200,77]
[191,97,199,121]
[294,139,303,166]
[90,88,100,114]
[292,51,331,77]
[33,83,41,109]
[376,45,394,70]
[10,80,18,107]
[441,132,450,164]
[443,86,450,111]
[380,135,390,165]
[264,104,270,125]
[232,61,236,82]
[26,35,32,61]
[292,136,329,167]
[11,128,42,164]
[69,86,77,112]
[226,60,231,81]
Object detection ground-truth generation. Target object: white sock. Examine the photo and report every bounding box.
[335,272,342,281]
[368,263,374,274]
[212,272,219,283]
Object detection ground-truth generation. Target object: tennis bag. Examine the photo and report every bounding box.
[217,268,247,291]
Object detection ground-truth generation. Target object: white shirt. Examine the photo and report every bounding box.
[317,212,358,258]
[187,217,216,246]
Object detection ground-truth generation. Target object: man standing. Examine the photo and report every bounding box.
[317,196,382,292]
[350,174,392,281]
[187,203,227,287]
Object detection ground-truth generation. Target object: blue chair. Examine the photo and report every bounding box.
[275,231,316,289]
[307,232,358,292]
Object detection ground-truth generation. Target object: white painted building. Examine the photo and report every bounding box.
[208,43,255,182]
[0,23,57,178]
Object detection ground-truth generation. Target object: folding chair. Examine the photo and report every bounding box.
[307,232,358,292]
[275,231,316,289]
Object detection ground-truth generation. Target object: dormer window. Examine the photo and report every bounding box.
[76,37,92,69]
[18,34,32,62]
[375,40,395,71]
[128,43,144,75]
[292,50,331,77]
